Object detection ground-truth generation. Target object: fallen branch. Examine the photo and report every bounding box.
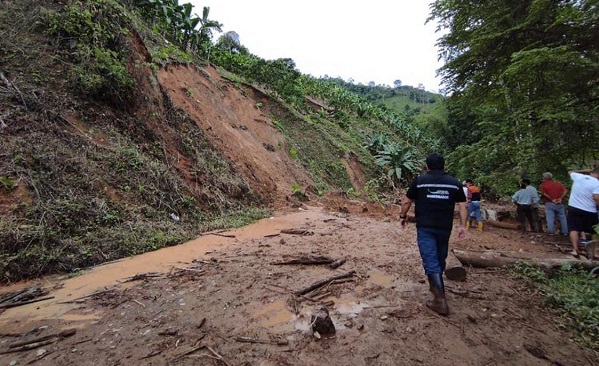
[453,249,599,271]
[169,345,206,363]
[0,287,48,306]
[122,272,164,282]
[295,271,355,295]
[1,340,55,355]
[485,220,520,230]
[206,346,231,366]
[271,255,334,266]
[207,233,236,238]
[202,229,235,238]
[8,329,76,349]
[0,329,76,354]
[234,336,289,346]
[0,69,27,109]
[57,289,115,304]
[328,258,347,269]
[0,296,54,309]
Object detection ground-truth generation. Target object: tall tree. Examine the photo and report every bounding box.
[430,0,599,194]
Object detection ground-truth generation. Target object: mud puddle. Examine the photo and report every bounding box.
[0,207,332,330]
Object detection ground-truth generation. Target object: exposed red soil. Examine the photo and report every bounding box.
[157,65,314,207]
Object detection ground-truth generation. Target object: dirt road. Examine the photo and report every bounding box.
[0,202,596,365]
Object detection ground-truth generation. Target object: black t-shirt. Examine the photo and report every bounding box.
[406,170,466,230]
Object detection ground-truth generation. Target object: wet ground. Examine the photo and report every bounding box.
[0,203,597,365]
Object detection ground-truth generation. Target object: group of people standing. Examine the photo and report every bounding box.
[399,152,599,317]
[511,169,599,259]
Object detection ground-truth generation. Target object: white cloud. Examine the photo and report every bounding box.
[191,0,443,92]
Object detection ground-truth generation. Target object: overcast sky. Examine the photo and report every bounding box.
[192,1,443,92]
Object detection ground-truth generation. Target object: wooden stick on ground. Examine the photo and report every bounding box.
[206,233,236,238]
[271,256,334,266]
[0,296,54,309]
[206,346,232,366]
[295,271,356,296]
[234,336,289,346]
[328,258,347,269]
[57,288,114,304]
[1,340,55,354]
[8,329,76,349]
[169,345,207,363]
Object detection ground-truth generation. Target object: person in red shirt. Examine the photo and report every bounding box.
[540,172,568,236]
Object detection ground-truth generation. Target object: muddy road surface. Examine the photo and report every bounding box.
[0,202,596,366]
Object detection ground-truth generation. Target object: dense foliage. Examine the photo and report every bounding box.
[430,0,599,195]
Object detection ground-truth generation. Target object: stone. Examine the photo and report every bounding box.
[310,306,336,334]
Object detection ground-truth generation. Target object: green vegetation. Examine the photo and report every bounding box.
[429,0,599,196]
[47,0,136,107]
[510,263,599,350]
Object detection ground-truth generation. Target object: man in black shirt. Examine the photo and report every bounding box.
[399,153,467,315]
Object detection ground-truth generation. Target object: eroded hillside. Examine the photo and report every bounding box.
[0,0,374,282]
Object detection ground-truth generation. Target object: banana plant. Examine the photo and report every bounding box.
[197,6,222,55]
[179,3,200,50]
[375,143,423,184]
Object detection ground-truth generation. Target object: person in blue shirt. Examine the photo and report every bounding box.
[512,181,539,234]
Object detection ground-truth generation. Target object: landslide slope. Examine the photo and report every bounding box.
[0,0,383,282]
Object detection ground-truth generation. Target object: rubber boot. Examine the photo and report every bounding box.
[477,221,483,232]
[426,273,449,315]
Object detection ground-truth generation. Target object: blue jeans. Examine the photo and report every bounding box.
[416,227,451,275]
[545,203,568,235]
[468,201,483,221]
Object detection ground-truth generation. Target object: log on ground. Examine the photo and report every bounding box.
[445,250,467,281]
[485,220,520,230]
[453,249,599,271]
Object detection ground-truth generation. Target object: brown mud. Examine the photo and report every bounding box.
[0,200,596,366]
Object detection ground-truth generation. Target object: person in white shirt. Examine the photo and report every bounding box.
[567,168,599,258]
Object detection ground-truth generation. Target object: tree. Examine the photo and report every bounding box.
[217,31,241,53]
[429,0,599,195]
[393,79,402,88]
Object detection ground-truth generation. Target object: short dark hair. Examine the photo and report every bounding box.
[465,179,473,184]
[521,179,531,185]
[426,153,445,170]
